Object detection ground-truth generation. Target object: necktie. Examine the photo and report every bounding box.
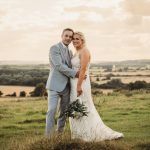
[65,48,70,65]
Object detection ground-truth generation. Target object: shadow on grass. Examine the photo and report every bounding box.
[2,125,24,130]
[18,118,45,124]
[26,110,46,116]
[134,142,150,150]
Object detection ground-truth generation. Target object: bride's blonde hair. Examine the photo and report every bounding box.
[74,32,86,45]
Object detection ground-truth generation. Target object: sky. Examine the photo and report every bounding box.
[0,0,150,63]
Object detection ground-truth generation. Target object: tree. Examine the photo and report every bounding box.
[105,73,114,80]
[44,91,48,97]
[11,92,16,97]
[30,83,46,97]
[96,77,100,81]
[99,79,126,89]
[19,91,26,97]
[0,91,3,97]
[128,81,147,90]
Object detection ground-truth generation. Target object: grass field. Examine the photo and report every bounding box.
[0,91,150,150]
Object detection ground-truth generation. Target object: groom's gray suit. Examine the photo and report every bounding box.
[45,42,77,136]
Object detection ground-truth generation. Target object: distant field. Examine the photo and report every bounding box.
[0,86,34,96]
[90,70,150,76]
[111,76,150,83]
[91,76,150,84]
[90,70,150,84]
[0,91,149,150]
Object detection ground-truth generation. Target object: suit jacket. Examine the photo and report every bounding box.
[46,42,77,92]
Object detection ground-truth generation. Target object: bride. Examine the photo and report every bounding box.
[69,32,124,141]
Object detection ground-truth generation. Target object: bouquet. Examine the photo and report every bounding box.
[64,98,88,119]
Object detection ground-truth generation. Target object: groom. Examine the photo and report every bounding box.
[45,28,79,136]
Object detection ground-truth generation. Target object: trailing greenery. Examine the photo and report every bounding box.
[64,99,88,119]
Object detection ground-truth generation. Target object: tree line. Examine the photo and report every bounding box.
[0,68,150,97]
[91,79,150,90]
[0,83,47,97]
[0,80,150,97]
[0,68,49,86]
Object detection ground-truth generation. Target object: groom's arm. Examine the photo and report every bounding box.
[49,45,78,78]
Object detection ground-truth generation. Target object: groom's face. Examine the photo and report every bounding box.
[61,30,73,46]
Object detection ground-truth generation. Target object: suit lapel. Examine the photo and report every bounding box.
[58,42,70,66]
[68,50,72,59]
[68,49,72,66]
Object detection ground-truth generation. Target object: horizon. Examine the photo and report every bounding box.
[0,58,150,65]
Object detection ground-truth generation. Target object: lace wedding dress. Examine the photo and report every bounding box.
[69,53,124,141]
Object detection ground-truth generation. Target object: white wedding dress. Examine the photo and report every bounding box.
[69,53,124,141]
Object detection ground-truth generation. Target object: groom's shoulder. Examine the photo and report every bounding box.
[50,43,60,51]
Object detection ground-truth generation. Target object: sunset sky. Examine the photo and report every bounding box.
[0,0,150,63]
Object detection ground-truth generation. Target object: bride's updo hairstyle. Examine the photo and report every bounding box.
[74,32,86,46]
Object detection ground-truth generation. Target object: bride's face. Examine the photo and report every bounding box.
[72,34,83,49]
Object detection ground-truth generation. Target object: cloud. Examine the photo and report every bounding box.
[0,9,6,16]
[121,0,150,16]
[0,9,7,23]
[0,0,64,31]
[0,28,54,61]
[64,6,114,17]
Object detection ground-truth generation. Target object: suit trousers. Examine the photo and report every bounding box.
[45,82,70,136]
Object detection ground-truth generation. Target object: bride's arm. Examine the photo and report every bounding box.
[77,49,90,96]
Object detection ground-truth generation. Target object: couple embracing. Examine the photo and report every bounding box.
[45,28,124,141]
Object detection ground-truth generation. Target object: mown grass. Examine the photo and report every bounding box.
[0,91,150,150]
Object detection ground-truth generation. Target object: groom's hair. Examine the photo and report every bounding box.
[62,28,74,35]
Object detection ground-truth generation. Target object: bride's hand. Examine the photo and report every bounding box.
[77,86,82,97]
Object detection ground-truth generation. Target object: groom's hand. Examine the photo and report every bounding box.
[75,71,87,79]
[75,71,80,78]
[84,75,87,80]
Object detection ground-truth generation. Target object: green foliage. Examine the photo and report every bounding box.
[0,92,150,150]
[19,91,26,97]
[0,68,49,86]
[91,82,101,88]
[0,91,3,97]
[128,80,150,90]
[0,91,150,150]
[107,92,119,96]
[124,92,133,97]
[11,92,17,97]
[105,73,114,80]
[96,77,100,81]
[92,90,103,95]
[105,79,125,89]
[64,99,88,119]
[92,79,126,89]
[30,83,46,97]
[6,92,16,97]
[92,79,150,90]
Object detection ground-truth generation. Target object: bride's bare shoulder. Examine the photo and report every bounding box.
[80,48,90,56]
[79,48,91,61]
